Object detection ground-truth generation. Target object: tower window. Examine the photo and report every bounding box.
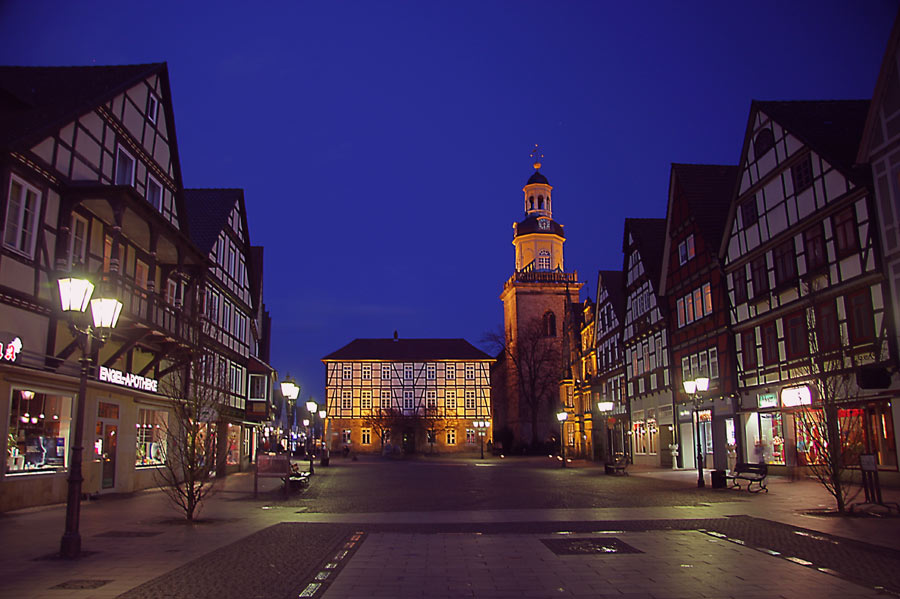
[543,311,556,337]
[529,196,534,210]
[537,249,551,271]
[538,195,544,209]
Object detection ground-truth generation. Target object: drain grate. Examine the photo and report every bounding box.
[541,537,643,555]
[51,579,112,590]
[96,530,162,538]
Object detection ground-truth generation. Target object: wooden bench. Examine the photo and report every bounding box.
[724,462,768,493]
[605,454,628,476]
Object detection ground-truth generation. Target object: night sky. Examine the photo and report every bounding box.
[0,1,896,403]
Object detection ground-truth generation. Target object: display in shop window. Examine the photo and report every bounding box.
[6,389,72,473]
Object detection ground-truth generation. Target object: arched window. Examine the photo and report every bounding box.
[529,195,535,209]
[538,195,544,209]
[753,128,775,159]
[537,249,551,271]
[543,311,556,337]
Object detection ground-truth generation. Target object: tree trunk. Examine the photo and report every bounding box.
[825,404,845,513]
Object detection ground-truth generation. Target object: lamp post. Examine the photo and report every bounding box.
[683,376,710,488]
[58,272,123,559]
[597,401,614,463]
[557,411,568,468]
[318,408,329,465]
[305,398,317,474]
[280,378,300,455]
[473,420,490,459]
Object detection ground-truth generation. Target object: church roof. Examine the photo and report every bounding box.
[526,170,549,185]
[515,215,565,238]
[323,338,493,361]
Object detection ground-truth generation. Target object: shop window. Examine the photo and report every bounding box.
[647,418,658,454]
[815,301,840,351]
[135,408,167,466]
[761,322,778,365]
[633,419,647,454]
[7,389,72,474]
[745,411,785,465]
[847,288,875,344]
[784,311,809,359]
[833,207,858,257]
[225,424,240,466]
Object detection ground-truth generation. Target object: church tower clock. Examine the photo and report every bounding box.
[496,147,583,449]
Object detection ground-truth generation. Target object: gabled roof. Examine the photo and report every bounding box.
[596,269,625,323]
[660,164,738,294]
[183,188,247,255]
[0,63,163,151]
[623,217,667,292]
[754,100,870,179]
[858,10,900,162]
[322,338,493,362]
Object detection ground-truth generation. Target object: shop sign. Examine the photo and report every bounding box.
[757,392,778,409]
[677,407,692,419]
[0,336,22,362]
[781,385,812,407]
[99,365,159,393]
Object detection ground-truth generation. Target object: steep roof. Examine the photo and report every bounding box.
[858,10,900,162]
[183,188,244,255]
[754,100,870,178]
[597,269,625,322]
[322,338,493,361]
[623,217,667,291]
[0,63,164,151]
[670,164,738,250]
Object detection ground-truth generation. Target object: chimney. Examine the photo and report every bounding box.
[393,330,398,342]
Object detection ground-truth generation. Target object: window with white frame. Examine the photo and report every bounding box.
[361,428,371,445]
[403,390,414,410]
[229,363,243,395]
[678,234,695,265]
[446,428,456,445]
[222,300,233,333]
[228,245,236,278]
[677,282,713,327]
[69,213,88,267]
[361,364,371,380]
[426,390,436,409]
[466,429,476,444]
[380,390,391,409]
[426,363,435,380]
[537,249,551,271]
[465,363,475,380]
[446,364,456,380]
[342,429,351,444]
[146,174,162,210]
[147,93,159,123]
[446,390,457,410]
[249,374,267,401]
[115,146,135,186]
[342,364,352,380]
[361,390,372,410]
[403,363,413,381]
[341,390,352,410]
[4,175,41,258]
[465,390,476,410]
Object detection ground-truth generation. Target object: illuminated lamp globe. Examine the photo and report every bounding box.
[306,400,317,413]
[90,297,123,329]
[695,377,710,392]
[58,277,94,313]
[556,411,568,422]
[682,380,697,394]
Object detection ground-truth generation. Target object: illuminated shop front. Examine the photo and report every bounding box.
[7,389,73,474]
[742,386,897,471]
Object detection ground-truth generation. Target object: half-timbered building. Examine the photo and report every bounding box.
[322,337,493,455]
[0,64,207,509]
[659,164,740,473]
[185,188,272,473]
[721,100,898,474]
[622,218,675,467]
[592,270,627,462]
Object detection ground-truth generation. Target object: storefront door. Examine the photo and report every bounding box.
[96,402,119,490]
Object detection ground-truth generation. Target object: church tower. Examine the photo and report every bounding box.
[496,147,583,450]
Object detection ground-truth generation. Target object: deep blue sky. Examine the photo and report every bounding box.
[1,1,896,403]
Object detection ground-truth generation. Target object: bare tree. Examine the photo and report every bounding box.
[792,283,889,513]
[422,407,459,454]
[485,318,561,447]
[362,408,404,454]
[154,356,226,521]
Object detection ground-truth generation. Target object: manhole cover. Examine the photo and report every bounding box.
[96,531,161,538]
[541,537,643,555]
[51,579,112,590]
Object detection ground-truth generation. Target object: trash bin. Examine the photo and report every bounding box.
[711,469,727,489]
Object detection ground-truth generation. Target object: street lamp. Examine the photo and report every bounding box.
[280,377,300,454]
[58,272,123,559]
[305,399,317,474]
[557,411,568,468]
[473,420,490,459]
[318,408,328,465]
[683,376,710,488]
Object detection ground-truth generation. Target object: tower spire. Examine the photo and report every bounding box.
[530,143,544,170]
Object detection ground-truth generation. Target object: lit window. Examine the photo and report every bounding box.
[446,429,456,445]
[7,389,73,474]
[135,408,167,466]
[361,429,371,445]
[4,175,41,258]
[537,249,551,271]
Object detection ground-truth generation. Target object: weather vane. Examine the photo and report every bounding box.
[530,143,543,170]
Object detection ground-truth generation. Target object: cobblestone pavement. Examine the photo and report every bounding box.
[2,456,899,599]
